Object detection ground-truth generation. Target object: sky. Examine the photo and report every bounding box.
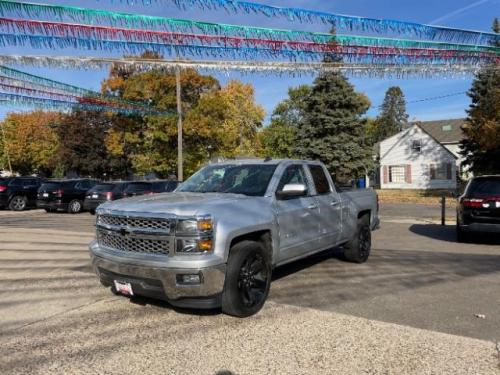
[0,0,499,123]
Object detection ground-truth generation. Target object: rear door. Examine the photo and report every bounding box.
[275,164,322,263]
[307,164,342,248]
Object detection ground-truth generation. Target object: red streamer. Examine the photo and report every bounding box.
[0,17,498,62]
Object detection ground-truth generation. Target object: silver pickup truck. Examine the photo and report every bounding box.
[89,159,379,317]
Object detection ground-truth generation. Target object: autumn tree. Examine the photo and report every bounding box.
[259,85,310,158]
[56,110,125,178]
[2,111,60,175]
[460,18,500,175]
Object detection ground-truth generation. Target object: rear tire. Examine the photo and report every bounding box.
[68,200,82,214]
[9,196,27,211]
[343,216,371,264]
[222,240,272,318]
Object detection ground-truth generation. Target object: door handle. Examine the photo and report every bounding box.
[308,204,318,210]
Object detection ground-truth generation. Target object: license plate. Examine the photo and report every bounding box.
[43,193,49,197]
[92,194,99,199]
[114,280,134,296]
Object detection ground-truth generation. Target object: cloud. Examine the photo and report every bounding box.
[429,0,490,24]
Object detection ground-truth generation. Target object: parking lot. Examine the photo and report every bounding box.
[1,206,500,374]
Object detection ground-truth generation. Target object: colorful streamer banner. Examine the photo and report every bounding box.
[0,64,157,111]
[0,32,498,66]
[106,0,499,45]
[0,1,497,50]
[0,18,498,56]
[0,92,154,115]
[0,55,493,79]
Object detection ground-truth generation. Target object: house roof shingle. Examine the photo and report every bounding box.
[413,119,465,144]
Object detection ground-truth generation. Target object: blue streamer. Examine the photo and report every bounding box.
[107,0,500,45]
[0,32,497,66]
[0,92,153,115]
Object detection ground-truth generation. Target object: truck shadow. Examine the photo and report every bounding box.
[409,223,500,244]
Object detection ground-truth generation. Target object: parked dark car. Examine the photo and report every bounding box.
[0,177,43,211]
[122,181,154,198]
[37,179,98,213]
[83,182,128,214]
[151,180,179,193]
[457,175,500,242]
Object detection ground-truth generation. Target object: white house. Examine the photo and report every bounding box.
[379,123,458,190]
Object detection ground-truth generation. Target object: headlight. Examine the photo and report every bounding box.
[176,217,213,235]
[176,238,213,254]
[175,216,214,254]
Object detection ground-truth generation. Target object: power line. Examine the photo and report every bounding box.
[407,91,467,104]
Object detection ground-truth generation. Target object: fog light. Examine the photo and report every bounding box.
[177,274,201,285]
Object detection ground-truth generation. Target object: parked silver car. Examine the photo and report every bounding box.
[89,159,379,317]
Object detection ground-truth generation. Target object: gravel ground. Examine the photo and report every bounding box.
[1,299,499,375]
[1,210,500,374]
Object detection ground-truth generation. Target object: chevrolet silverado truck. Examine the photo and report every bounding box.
[89,159,379,317]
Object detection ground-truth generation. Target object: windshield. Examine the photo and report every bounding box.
[177,164,277,197]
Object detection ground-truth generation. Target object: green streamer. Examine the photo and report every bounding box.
[0,0,498,54]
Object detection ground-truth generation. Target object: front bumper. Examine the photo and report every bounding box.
[89,243,226,309]
[83,199,104,211]
[36,199,68,211]
[459,222,500,234]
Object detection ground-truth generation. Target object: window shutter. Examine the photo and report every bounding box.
[446,163,452,180]
[405,165,412,184]
[383,166,388,184]
[430,164,436,180]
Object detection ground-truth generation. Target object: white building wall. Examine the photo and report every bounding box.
[380,126,457,190]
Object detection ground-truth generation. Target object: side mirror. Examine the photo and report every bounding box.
[276,183,308,200]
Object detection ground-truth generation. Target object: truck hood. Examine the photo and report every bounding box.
[97,192,252,216]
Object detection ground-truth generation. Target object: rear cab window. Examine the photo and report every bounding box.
[308,165,331,195]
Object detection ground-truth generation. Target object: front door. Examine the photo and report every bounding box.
[275,164,322,263]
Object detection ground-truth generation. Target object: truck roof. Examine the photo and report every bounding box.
[210,158,323,166]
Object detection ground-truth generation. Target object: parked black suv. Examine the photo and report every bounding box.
[0,177,43,211]
[83,182,128,214]
[151,180,179,193]
[37,179,98,213]
[457,175,500,242]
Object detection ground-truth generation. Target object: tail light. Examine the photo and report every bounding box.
[0,185,7,192]
[55,189,64,198]
[105,192,113,200]
[462,198,484,208]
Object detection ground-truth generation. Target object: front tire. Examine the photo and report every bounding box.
[343,216,371,263]
[9,196,27,211]
[222,240,272,318]
[68,200,82,214]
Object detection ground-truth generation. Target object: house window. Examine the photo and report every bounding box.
[389,166,406,183]
[412,140,422,153]
[430,163,452,180]
[442,125,452,132]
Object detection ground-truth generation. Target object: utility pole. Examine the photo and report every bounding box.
[0,120,12,174]
[175,65,183,182]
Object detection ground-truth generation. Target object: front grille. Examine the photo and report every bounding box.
[97,230,170,256]
[97,214,171,232]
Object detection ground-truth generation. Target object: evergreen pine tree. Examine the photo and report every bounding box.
[376,87,409,141]
[460,19,500,175]
[295,72,372,183]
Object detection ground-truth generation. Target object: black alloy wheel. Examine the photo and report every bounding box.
[237,252,269,308]
[222,240,272,317]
